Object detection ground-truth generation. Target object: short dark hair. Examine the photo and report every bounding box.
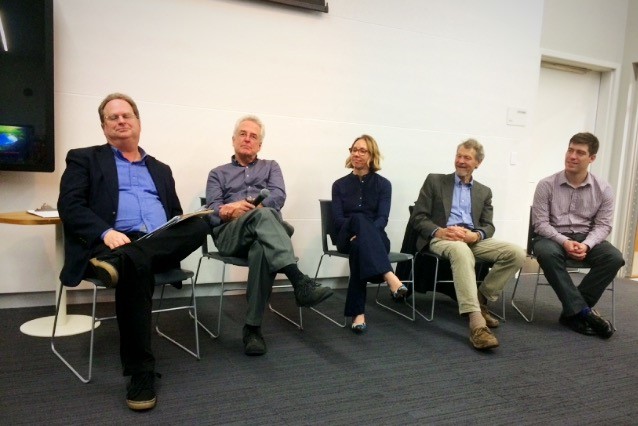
[98,93,140,124]
[569,132,599,155]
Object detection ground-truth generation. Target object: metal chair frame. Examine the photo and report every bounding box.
[51,268,199,384]
[194,198,303,338]
[412,250,503,322]
[311,199,416,327]
[510,209,616,324]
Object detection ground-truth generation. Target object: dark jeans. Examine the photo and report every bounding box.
[336,214,392,317]
[89,217,209,376]
[533,233,625,316]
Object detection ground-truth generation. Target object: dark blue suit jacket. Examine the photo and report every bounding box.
[57,144,182,286]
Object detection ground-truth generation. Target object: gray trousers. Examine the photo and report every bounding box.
[533,234,625,316]
[213,208,297,326]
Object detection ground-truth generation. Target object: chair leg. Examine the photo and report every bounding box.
[51,282,99,384]
[154,277,201,360]
[310,253,347,328]
[268,291,304,330]
[610,279,616,330]
[193,257,221,339]
[374,257,416,321]
[510,268,535,322]
[414,256,440,322]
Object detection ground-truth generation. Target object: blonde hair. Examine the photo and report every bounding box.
[345,134,382,172]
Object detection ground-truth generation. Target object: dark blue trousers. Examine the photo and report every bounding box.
[533,233,624,316]
[336,214,392,317]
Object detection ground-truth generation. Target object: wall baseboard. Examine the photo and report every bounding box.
[0,277,349,310]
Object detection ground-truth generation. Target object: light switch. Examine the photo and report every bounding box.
[510,151,518,165]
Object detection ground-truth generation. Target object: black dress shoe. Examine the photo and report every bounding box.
[293,275,333,307]
[243,325,267,356]
[559,314,597,336]
[583,310,614,339]
[89,254,121,288]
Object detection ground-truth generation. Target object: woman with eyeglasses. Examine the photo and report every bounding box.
[331,134,408,333]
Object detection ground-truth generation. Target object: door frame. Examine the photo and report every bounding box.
[539,49,632,276]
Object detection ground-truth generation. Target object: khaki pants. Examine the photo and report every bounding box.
[429,237,525,315]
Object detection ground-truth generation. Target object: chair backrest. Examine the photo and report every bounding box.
[318,199,337,253]
[199,197,211,254]
[526,206,535,256]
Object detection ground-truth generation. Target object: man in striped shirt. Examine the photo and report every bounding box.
[532,132,624,338]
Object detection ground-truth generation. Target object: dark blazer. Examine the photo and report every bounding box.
[410,173,495,252]
[57,144,182,286]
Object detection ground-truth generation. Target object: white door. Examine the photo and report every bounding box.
[530,64,602,193]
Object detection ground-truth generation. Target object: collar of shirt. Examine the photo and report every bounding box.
[558,170,592,189]
[454,173,474,187]
[231,155,258,167]
[111,145,147,164]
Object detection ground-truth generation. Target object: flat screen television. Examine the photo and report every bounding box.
[0,0,54,172]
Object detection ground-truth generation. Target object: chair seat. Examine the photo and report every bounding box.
[154,268,194,284]
[311,199,416,326]
[52,267,200,383]
[194,197,303,336]
[510,207,616,325]
[203,252,250,267]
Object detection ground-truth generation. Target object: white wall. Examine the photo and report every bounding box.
[1,0,629,303]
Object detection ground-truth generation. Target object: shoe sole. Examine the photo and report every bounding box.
[89,258,119,288]
[296,289,334,308]
[127,397,156,411]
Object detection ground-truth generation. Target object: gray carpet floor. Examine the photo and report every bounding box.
[1,274,637,425]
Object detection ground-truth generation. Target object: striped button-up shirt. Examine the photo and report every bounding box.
[532,170,615,249]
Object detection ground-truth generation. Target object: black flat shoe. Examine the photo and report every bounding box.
[351,322,367,334]
[391,284,408,301]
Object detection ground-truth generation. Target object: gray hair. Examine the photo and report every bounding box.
[233,115,265,141]
[457,138,484,162]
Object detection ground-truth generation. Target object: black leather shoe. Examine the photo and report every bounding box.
[89,255,121,288]
[583,310,614,339]
[243,325,267,356]
[293,275,333,307]
[559,314,596,336]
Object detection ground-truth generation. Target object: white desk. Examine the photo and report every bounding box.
[0,212,96,337]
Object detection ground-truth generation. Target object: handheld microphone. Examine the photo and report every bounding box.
[251,188,270,206]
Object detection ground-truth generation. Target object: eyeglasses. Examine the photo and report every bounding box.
[349,147,369,155]
[104,113,137,122]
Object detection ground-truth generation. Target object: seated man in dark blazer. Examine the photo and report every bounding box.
[58,93,210,411]
[410,139,525,350]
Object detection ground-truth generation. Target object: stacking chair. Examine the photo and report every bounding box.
[51,268,199,384]
[401,205,502,322]
[311,199,415,327]
[510,208,616,324]
[193,198,303,337]
[412,250,498,321]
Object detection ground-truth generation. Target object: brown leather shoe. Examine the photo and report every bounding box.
[480,304,500,328]
[470,326,499,350]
